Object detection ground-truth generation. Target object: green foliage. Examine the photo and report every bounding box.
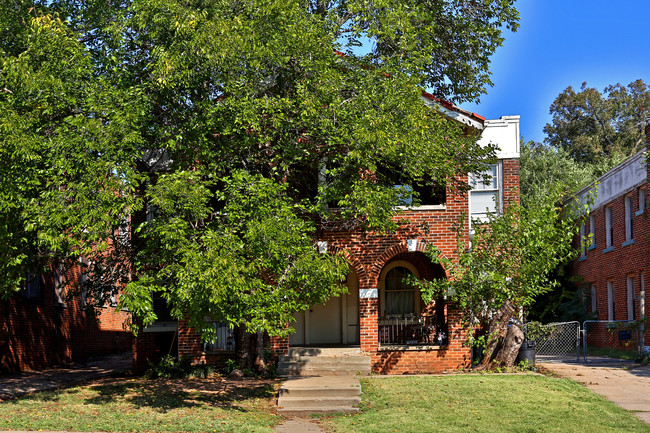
[0,0,519,341]
[145,355,215,379]
[544,80,650,169]
[520,140,596,208]
[415,197,587,341]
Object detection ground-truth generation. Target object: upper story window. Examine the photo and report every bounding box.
[579,222,586,258]
[378,166,446,208]
[589,214,596,249]
[638,188,646,215]
[625,195,634,242]
[605,206,613,248]
[469,162,502,221]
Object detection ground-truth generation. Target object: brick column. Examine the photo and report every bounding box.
[359,298,379,352]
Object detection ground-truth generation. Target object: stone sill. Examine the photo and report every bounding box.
[622,239,635,247]
[603,246,614,254]
[378,344,446,352]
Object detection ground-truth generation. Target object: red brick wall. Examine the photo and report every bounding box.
[171,158,520,375]
[0,265,132,373]
[570,148,649,346]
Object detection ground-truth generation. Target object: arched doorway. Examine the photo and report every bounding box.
[289,269,360,346]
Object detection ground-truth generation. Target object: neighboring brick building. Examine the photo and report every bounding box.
[136,102,521,375]
[0,263,132,373]
[570,128,649,353]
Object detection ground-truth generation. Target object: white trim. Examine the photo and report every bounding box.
[360,288,378,299]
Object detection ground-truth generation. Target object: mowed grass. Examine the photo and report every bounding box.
[0,375,282,433]
[322,375,650,433]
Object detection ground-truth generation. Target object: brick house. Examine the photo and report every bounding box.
[0,262,132,373]
[134,101,521,375]
[570,127,649,353]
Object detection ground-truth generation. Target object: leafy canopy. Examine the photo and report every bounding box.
[1,0,519,337]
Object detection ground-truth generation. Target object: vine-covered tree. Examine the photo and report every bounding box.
[1,0,519,367]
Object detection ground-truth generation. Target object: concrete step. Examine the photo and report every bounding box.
[277,376,362,416]
[278,396,361,409]
[278,367,370,376]
[278,385,361,398]
[277,347,371,377]
[277,406,360,416]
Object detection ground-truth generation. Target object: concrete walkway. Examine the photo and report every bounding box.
[541,360,650,424]
[0,352,132,401]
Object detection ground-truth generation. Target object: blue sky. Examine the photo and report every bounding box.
[459,0,650,144]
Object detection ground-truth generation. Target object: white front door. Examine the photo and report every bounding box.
[289,271,360,346]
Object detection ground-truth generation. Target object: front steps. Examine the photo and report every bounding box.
[277,376,362,416]
[277,347,371,377]
[276,347,369,416]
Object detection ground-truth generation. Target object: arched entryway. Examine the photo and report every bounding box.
[377,252,447,346]
[289,268,360,346]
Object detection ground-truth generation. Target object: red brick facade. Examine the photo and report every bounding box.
[172,157,520,374]
[0,265,132,373]
[570,142,649,349]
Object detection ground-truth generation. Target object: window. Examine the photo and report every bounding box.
[639,188,646,215]
[605,206,613,248]
[627,276,635,321]
[203,321,235,351]
[589,214,596,249]
[23,273,41,300]
[469,163,501,221]
[379,166,446,207]
[590,284,597,315]
[380,262,420,317]
[579,222,586,258]
[79,257,89,306]
[607,280,615,321]
[625,195,634,242]
[54,264,65,305]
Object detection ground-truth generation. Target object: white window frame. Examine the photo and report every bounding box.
[607,280,615,321]
[638,188,646,215]
[589,214,596,249]
[625,195,634,242]
[469,162,502,222]
[627,276,635,321]
[579,222,586,257]
[605,206,613,248]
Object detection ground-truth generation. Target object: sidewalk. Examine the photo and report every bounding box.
[0,351,132,401]
[541,360,650,424]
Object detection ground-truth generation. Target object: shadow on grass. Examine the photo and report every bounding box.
[83,378,277,414]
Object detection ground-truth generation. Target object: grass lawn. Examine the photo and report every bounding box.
[321,374,650,433]
[0,375,282,433]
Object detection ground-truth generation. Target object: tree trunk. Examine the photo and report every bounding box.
[491,323,524,368]
[235,324,252,370]
[476,300,515,370]
[254,331,267,374]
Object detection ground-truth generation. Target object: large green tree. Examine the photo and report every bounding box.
[1,0,519,364]
[544,80,650,170]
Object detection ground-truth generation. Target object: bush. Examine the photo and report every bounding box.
[146,355,215,379]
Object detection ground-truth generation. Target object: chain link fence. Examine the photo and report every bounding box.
[582,320,641,362]
[531,321,581,363]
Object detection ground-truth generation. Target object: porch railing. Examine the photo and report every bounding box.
[378,314,447,347]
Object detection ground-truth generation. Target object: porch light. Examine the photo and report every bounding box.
[317,240,328,253]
